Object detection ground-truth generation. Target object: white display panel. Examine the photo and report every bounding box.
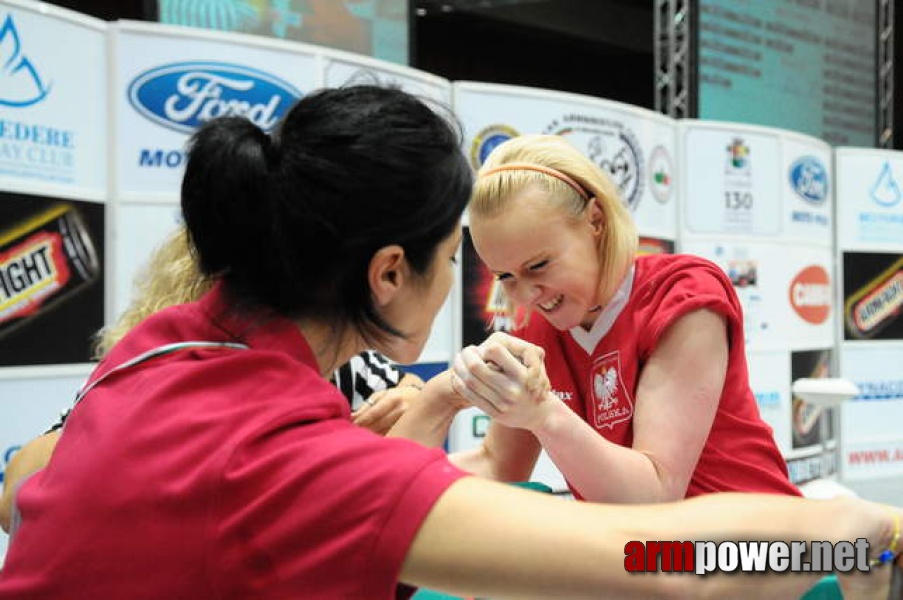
[781,136,833,243]
[747,349,792,454]
[322,48,451,104]
[453,81,677,241]
[0,0,107,199]
[835,148,903,251]
[678,120,838,486]
[680,239,835,351]
[112,21,320,200]
[0,366,91,564]
[681,122,833,244]
[835,148,903,479]
[683,126,782,236]
[111,202,183,320]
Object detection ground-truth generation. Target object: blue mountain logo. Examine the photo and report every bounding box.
[0,14,51,107]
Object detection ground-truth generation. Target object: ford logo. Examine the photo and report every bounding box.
[127,61,302,134]
[789,156,829,204]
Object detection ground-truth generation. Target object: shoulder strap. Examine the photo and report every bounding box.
[73,341,249,406]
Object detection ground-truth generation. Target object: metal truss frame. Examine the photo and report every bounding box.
[654,0,694,118]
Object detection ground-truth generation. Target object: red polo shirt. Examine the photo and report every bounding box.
[0,283,466,599]
[520,254,799,499]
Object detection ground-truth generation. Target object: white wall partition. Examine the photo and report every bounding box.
[677,120,836,486]
[322,46,451,104]
[109,21,322,318]
[0,0,108,563]
[834,148,903,483]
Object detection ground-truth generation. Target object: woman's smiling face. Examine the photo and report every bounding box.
[470,186,606,331]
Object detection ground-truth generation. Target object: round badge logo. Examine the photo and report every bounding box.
[648,145,673,203]
[548,117,644,211]
[789,265,831,325]
[470,124,520,170]
[788,156,829,204]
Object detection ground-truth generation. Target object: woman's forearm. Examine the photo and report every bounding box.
[532,397,675,502]
[402,478,898,600]
[0,431,61,532]
[386,370,464,447]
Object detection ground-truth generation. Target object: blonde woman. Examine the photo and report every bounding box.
[447,134,799,503]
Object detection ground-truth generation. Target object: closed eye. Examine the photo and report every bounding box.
[495,272,513,281]
[529,260,549,271]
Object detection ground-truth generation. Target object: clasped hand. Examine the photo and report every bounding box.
[451,332,552,431]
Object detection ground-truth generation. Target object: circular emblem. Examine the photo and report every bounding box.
[469,124,520,170]
[788,156,829,204]
[548,118,644,211]
[648,145,673,203]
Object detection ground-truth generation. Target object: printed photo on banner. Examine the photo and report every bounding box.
[460,226,519,348]
[843,252,903,341]
[787,349,837,485]
[0,191,105,366]
[637,236,674,256]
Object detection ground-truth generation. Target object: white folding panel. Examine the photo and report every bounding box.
[834,148,903,480]
[678,120,836,486]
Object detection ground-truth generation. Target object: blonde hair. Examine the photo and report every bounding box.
[93,227,212,358]
[471,134,638,317]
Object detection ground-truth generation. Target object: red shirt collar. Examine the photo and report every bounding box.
[196,280,320,369]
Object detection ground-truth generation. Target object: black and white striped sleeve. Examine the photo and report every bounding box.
[331,350,404,411]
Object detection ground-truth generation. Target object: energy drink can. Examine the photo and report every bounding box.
[0,202,99,340]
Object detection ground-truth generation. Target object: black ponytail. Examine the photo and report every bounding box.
[181,117,274,279]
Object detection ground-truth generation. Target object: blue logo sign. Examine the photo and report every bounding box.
[870,161,903,208]
[127,61,302,134]
[0,14,51,107]
[470,124,520,170]
[789,156,829,204]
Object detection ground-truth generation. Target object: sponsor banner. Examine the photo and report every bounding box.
[844,439,903,480]
[681,240,835,350]
[786,447,839,487]
[0,190,104,366]
[0,4,106,196]
[842,252,903,341]
[112,204,183,320]
[835,149,903,250]
[0,368,89,563]
[637,236,674,256]
[322,50,451,104]
[113,21,318,199]
[746,349,791,454]
[841,343,903,402]
[840,343,903,478]
[681,123,782,236]
[786,347,840,488]
[782,136,832,244]
[460,226,517,348]
[749,347,840,486]
[789,349,836,452]
[452,82,677,241]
